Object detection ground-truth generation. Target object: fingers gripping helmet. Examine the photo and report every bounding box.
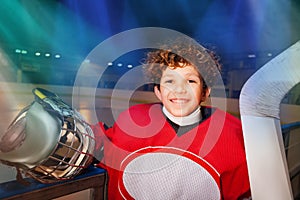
[0,88,96,183]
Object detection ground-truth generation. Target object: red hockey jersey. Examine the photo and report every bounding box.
[95,103,250,199]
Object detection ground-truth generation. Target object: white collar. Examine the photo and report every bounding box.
[162,106,202,126]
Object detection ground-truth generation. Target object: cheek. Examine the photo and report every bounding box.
[161,90,171,100]
[162,84,175,92]
[160,86,173,95]
[190,86,202,97]
[194,90,204,103]
[156,87,168,100]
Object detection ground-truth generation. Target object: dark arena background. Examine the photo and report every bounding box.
[0,0,300,199]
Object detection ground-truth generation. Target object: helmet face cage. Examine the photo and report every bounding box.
[0,88,96,184]
[26,111,96,183]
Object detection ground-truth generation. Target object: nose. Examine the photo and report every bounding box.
[174,82,187,93]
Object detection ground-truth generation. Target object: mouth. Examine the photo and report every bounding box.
[170,98,189,104]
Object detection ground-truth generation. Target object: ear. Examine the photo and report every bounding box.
[154,85,162,101]
[202,87,211,102]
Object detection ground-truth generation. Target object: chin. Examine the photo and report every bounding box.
[171,111,189,117]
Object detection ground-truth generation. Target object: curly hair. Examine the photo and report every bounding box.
[143,37,222,88]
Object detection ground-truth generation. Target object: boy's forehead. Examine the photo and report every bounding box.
[162,65,201,77]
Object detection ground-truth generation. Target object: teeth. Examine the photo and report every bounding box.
[172,99,187,103]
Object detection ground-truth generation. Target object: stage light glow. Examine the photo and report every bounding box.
[15,49,21,54]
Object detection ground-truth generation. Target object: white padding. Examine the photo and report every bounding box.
[240,41,300,200]
[240,41,300,118]
[241,116,293,199]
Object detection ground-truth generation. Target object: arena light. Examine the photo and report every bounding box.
[15,49,21,54]
[127,64,133,68]
[21,50,27,54]
[14,49,28,54]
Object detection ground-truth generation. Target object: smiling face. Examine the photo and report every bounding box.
[154,65,210,117]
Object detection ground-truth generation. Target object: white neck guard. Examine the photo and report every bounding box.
[162,106,202,126]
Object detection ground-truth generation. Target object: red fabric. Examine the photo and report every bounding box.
[95,103,250,200]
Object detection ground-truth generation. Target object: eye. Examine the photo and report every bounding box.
[188,79,197,83]
[164,79,173,84]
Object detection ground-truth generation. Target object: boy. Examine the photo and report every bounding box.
[95,38,251,199]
